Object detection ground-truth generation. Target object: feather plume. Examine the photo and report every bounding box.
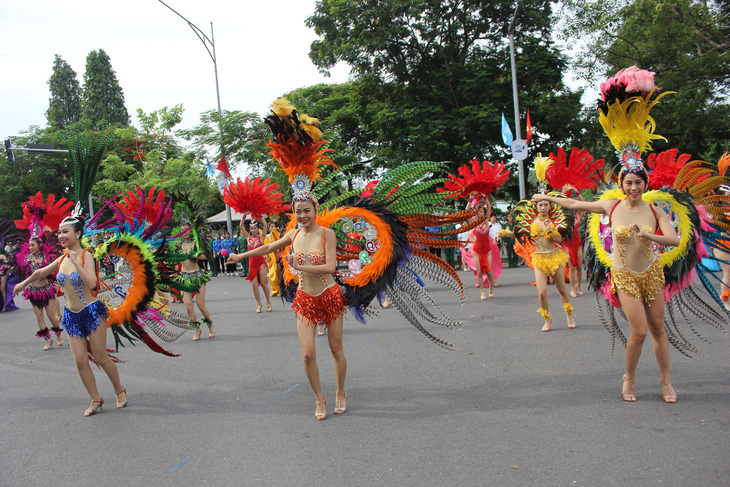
[223,176,289,219]
[546,147,604,191]
[437,158,509,199]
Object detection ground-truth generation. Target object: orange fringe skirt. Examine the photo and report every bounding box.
[291,285,346,327]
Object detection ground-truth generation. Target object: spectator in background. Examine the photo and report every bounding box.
[237,222,249,278]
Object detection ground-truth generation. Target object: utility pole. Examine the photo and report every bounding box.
[158,0,233,235]
[508,0,527,200]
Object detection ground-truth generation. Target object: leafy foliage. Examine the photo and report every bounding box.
[82,49,130,129]
[46,54,82,129]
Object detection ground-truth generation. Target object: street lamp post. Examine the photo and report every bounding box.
[158,0,234,236]
[508,0,526,200]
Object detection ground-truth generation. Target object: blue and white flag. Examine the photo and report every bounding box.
[501,113,514,147]
[205,158,215,178]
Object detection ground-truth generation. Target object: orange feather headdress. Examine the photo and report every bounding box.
[264,97,336,203]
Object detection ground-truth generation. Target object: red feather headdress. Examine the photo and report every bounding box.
[438,159,509,199]
[545,147,605,192]
[15,192,74,237]
[223,176,289,220]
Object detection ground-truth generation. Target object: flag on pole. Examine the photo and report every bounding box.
[205,158,215,178]
[525,110,533,145]
[501,113,514,146]
[217,155,231,179]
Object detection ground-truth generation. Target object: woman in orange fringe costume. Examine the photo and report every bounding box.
[229,195,347,421]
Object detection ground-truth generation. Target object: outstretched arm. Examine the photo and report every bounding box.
[228,229,293,264]
[532,193,612,214]
[13,256,61,296]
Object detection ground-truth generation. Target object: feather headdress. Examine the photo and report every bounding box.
[546,147,604,192]
[223,176,289,220]
[533,154,554,194]
[437,159,509,199]
[597,66,674,175]
[264,98,335,203]
[15,192,74,238]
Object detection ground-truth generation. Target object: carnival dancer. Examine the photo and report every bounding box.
[15,214,127,416]
[14,193,74,349]
[503,155,576,331]
[438,160,509,299]
[536,66,730,403]
[542,146,606,297]
[239,217,273,313]
[228,98,480,419]
[173,220,214,340]
[265,218,282,297]
[467,205,496,299]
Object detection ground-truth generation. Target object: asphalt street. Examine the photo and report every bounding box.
[1,265,728,486]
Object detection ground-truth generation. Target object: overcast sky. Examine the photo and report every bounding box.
[0,0,350,140]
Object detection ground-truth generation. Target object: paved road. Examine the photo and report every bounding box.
[1,266,728,486]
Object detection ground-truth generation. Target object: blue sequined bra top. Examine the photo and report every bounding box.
[57,271,88,305]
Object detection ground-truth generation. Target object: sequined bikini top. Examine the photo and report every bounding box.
[291,229,329,288]
[57,271,89,305]
[611,225,657,270]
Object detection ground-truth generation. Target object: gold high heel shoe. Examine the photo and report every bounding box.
[266,302,272,312]
[660,378,677,403]
[334,392,347,415]
[115,388,128,409]
[84,398,104,416]
[256,304,262,314]
[621,374,637,402]
[315,400,327,421]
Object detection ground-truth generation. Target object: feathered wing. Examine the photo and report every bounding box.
[277,161,479,349]
[584,186,729,355]
[511,192,573,245]
[86,192,198,357]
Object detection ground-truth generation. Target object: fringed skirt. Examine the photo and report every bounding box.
[246,255,266,282]
[62,300,109,338]
[23,282,58,309]
[172,269,211,294]
[610,259,665,303]
[291,285,346,327]
[532,248,569,277]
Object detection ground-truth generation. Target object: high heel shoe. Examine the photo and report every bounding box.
[192,329,202,341]
[256,304,262,314]
[203,319,215,338]
[480,291,487,300]
[84,398,104,416]
[266,302,272,312]
[43,338,53,351]
[660,378,677,403]
[621,374,637,402]
[334,392,347,415]
[115,388,128,408]
[315,400,326,421]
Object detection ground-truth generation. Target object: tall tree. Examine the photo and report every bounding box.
[82,49,130,129]
[561,0,730,160]
[307,0,587,198]
[46,54,82,129]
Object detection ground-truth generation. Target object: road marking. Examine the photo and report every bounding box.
[166,456,192,474]
[366,335,374,342]
[17,355,54,365]
[283,384,300,394]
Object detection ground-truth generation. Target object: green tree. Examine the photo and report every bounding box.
[46,54,82,130]
[82,49,130,129]
[561,0,730,161]
[307,0,587,201]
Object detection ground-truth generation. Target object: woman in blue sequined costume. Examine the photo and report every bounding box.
[15,216,127,416]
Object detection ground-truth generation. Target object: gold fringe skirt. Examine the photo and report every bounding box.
[610,259,665,303]
[532,248,569,277]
